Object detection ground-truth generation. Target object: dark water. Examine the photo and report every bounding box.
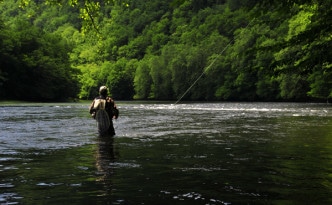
[0,102,331,205]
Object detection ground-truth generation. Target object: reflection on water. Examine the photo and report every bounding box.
[95,136,115,182]
[0,102,331,204]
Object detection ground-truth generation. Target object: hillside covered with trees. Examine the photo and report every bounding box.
[0,0,331,102]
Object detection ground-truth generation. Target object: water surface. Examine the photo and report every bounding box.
[0,102,331,204]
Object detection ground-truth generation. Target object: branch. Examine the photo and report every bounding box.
[84,0,101,34]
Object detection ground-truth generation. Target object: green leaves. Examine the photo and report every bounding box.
[0,16,79,101]
[1,0,331,101]
[134,59,152,99]
[286,5,316,41]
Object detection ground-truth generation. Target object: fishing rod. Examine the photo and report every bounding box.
[174,18,256,105]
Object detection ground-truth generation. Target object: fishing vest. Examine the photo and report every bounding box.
[93,99,107,110]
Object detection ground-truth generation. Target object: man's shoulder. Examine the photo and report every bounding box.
[95,96,106,100]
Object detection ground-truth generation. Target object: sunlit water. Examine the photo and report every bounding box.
[0,102,331,204]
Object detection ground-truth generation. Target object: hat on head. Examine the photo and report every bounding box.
[99,86,108,93]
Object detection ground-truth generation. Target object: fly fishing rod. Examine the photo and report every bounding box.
[174,18,255,104]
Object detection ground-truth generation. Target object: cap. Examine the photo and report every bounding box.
[99,86,108,93]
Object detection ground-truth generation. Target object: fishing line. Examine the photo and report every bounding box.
[174,18,256,104]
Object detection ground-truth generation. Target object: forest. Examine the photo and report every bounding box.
[0,0,331,102]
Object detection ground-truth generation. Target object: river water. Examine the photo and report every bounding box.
[0,102,331,204]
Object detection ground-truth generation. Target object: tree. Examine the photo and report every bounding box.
[134,59,152,99]
[1,0,331,101]
[149,55,172,100]
[0,18,79,101]
[105,58,136,100]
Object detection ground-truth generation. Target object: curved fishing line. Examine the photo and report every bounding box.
[174,18,255,104]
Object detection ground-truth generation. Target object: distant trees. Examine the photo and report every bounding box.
[0,0,331,102]
[0,4,80,101]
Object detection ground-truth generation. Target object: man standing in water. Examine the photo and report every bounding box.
[89,86,119,136]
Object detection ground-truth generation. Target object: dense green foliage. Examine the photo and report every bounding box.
[0,1,80,101]
[0,0,331,101]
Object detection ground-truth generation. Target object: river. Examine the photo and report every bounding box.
[0,101,331,204]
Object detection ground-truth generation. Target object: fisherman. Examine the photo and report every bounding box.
[89,86,119,136]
